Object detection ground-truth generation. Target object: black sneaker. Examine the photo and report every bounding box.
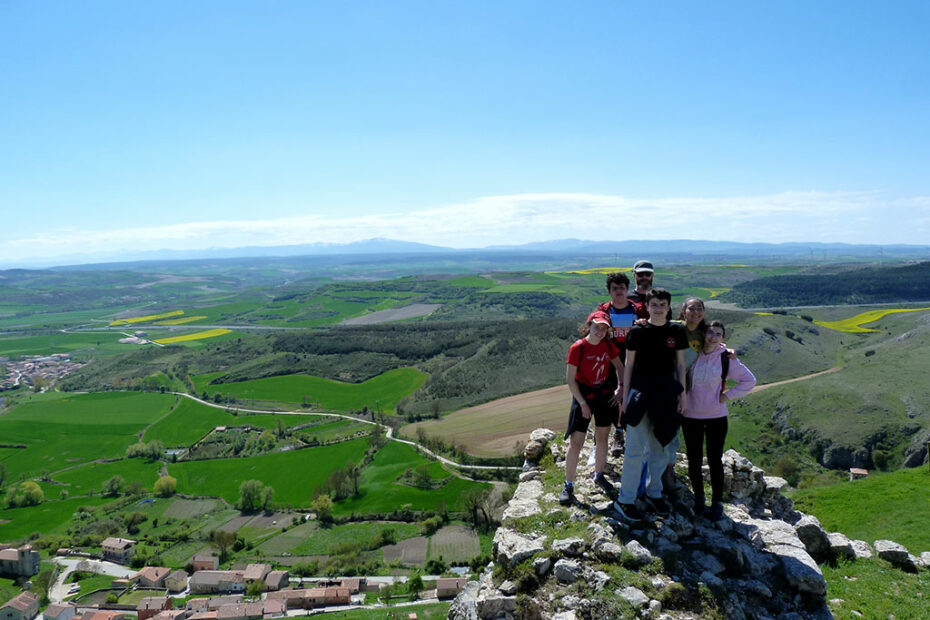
[613,501,644,523]
[611,430,625,456]
[593,474,617,498]
[708,502,725,521]
[645,495,671,517]
[559,483,575,506]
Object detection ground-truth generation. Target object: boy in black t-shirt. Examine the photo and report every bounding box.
[612,288,687,522]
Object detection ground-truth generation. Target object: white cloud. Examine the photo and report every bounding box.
[1,190,927,264]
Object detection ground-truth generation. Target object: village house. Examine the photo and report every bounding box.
[148,611,190,620]
[100,538,136,564]
[264,587,350,610]
[191,555,219,572]
[42,604,76,620]
[185,596,242,613]
[165,570,189,593]
[262,571,288,592]
[0,545,40,578]
[136,597,171,620]
[189,571,245,595]
[133,567,171,589]
[79,611,127,620]
[240,564,270,589]
[0,591,39,620]
[214,600,285,620]
[436,577,469,599]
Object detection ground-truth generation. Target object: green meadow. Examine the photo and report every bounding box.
[48,458,163,497]
[283,521,422,556]
[334,441,491,515]
[192,367,427,412]
[0,392,175,479]
[0,331,129,357]
[790,467,930,552]
[168,439,370,507]
[0,496,113,540]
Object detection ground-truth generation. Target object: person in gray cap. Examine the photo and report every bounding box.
[627,260,654,305]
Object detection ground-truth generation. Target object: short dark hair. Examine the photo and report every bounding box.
[707,320,726,336]
[605,272,630,290]
[645,287,672,304]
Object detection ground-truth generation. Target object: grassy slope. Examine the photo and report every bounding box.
[0,496,113,541]
[0,392,175,480]
[790,467,930,552]
[736,308,930,462]
[193,367,427,412]
[333,441,491,515]
[168,439,370,507]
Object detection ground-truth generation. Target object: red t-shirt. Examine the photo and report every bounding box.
[566,338,620,386]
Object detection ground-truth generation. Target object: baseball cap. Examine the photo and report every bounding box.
[587,310,611,325]
[632,260,654,274]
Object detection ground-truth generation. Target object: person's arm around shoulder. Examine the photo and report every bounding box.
[676,348,687,414]
[720,358,757,403]
[566,364,592,419]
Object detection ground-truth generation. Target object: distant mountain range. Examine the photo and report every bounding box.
[8,237,930,270]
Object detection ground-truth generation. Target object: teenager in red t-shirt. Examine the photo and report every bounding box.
[560,310,623,505]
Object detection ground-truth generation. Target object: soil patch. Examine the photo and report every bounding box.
[164,498,217,520]
[341,304,442,325]
[429,525,480,564]
[382,536,428,566]
[403,385,569,457]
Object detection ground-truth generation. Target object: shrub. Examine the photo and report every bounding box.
[154,475,177,497]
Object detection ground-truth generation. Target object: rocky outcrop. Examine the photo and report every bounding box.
[451,428,929,620]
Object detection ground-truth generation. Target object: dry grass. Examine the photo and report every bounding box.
[403,385,570,457]
[428,524,480,564]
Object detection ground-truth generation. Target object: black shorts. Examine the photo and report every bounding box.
[565,381,619,437]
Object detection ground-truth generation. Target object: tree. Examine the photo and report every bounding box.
[462,488,489,529]
[239,480,266,511]
[311,494,333,523]
[413,464,431,489]
[102,475,125,497]
[210,530,237,562]
[407,572,424,596]
[346,463,362,497]
[7,481,43,508]
[154,475,177,497]
[123,511,147,535]
[0,463,7,487]
[246,580,265,597]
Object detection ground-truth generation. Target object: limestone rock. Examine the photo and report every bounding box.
[447,580,479,620]
[529,428,557,443]
[919,551,930,569]
[692,550,726,575]
[552,537,586,557]
[851,539,873,559]
[763,475,789,498]
[518,470,541,482]
[498,580,517,596]
[827,532,855,560]
[875,539,918,571]
[501,480,544,521]
[553,558,582,583]
[618,586,649,609]
[770,543,826,597]
[625,540,654,565]
[532,556,551,576]
[493,528,546,567]
[794,515,831,560]
[595,541,623,562]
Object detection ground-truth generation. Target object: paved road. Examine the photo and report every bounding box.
[49,557,137,603]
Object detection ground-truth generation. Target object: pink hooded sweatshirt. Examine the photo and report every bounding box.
[684,343,756,420]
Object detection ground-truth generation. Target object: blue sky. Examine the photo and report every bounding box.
[2,1,929,265]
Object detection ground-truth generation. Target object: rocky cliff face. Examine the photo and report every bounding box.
[449,429,929,620]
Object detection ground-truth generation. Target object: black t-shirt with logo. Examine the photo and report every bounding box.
[626,321,688,376]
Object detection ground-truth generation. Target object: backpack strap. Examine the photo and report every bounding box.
[720,350,730,392]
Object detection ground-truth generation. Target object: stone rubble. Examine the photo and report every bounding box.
[450,428,927,620]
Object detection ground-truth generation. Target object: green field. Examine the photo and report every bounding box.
[192,367,427,411]
[285,521,422,556]
[143,397,326,446]
[790,467,930,552]
[823,558,930,619]
[168,439,370,507]
[333,441,491,515]
[0,331,130,357]
[0,392,176,480]
[0,496,113,541]
[49,458,163,497]
[319,603,450,619]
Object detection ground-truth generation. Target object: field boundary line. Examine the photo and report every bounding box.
[170,392,521,471]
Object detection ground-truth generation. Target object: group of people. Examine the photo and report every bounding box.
[561,260,757,523]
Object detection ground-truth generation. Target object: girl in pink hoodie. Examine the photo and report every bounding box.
[681,320,756,520]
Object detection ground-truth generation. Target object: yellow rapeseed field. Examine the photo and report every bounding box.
[153,329,231,344]
[815,308,930,333]
[558,267,632,275]
[110,310,184,326]
[154,316,208,325]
